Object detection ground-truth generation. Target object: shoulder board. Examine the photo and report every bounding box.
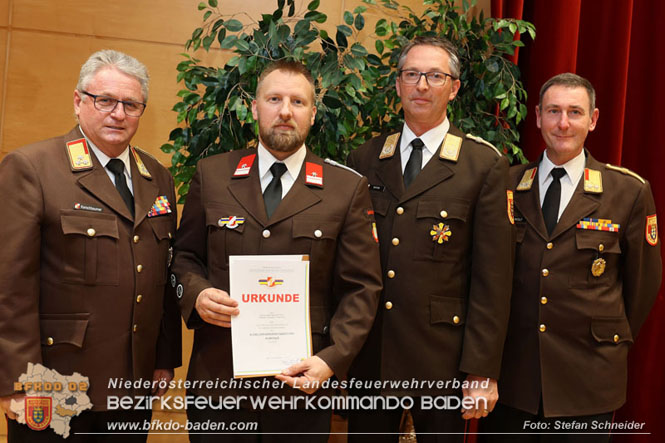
[379,132,400,159]
[324,158,362,177]
[605,163,645,184]
[465,134,502,157]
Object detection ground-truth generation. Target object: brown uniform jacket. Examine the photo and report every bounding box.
[346,125,514,395]
[498,152,662,417]
[170,148,382,395]
[0,127,181,410]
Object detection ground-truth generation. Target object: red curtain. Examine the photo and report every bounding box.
[490,0,665,441]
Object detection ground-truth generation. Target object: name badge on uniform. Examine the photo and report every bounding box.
[148,196,172,217]
[233,154,256,177]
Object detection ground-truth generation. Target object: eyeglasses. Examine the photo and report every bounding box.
[399,70,455,86]
[81,91,146,117]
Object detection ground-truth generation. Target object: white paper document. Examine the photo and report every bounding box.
[229,255,311,378]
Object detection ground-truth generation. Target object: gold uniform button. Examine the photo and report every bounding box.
[262,229,271,238]
[168,232,173,239]
[392,238,400,246]
[86,228,96,237]
[599,244,605,252]
[542,269,549,277]
[133,324,138,333]
[540,296,548,305]
[314,229,323,238]
[133,235,140,243]
[453,315,460,324]
[539,324,547,333]
[546,242,553,250]
[387,270,396,279]
[136,264,143,273]
[440,210,448,218]
[613,334,620,343]
[385,301,393,310]
[396,207,404,215]
[46,337,54,346]
[136,294,143,303]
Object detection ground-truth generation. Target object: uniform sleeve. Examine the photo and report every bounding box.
[459,154,514,379]
[621,181,662,336]
[155,173,183,369]
[170,163,214,328]
[315,176,383,378]
[0,152,44,395]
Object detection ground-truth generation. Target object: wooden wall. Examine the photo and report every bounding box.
[0,1,488,441]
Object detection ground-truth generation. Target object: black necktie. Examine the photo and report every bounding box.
[106,159,134,217]
[542,168,566,235]
[264,163,288,218]
[403,138,425,188]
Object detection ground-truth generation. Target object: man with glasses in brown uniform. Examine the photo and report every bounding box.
[346,36,514,442]
[0,50,180,442]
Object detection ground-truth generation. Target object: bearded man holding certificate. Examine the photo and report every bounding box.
[170,60,382,442]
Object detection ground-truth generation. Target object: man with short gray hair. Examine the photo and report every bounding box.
[0,49,181,441]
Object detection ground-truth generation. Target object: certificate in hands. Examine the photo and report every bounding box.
[229,255,312,378]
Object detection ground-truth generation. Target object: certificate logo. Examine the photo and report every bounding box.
[25,397,52,431]
[259,277,284,287]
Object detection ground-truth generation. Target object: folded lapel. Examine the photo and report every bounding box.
[76,151,134,222]
[228,165,269,228]
[130,151,159,227]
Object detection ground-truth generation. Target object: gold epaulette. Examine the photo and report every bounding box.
[466,134,502,157]
[605,164,646,184]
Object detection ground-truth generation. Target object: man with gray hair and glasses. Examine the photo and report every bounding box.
[346,36,514,441]
[0,49,181,441]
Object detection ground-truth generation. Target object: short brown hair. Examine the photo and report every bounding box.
[539,73,596,112]
[397,36,461,79]
[256,60,315,101]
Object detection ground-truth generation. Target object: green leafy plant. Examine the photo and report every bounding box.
[162,0,534,200]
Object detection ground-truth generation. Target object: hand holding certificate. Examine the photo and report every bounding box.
[229,255,312,378]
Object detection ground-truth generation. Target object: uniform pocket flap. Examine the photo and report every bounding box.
[417,199,469,222]
[575,230,621,253]
[293,218,341,240]
[430,295,466,325]
[150,217,173,240]
[591,317,633,344]
[61,212,119,239]
[205,204,246,233]
[40,313,90,348]
[370,196,390,216]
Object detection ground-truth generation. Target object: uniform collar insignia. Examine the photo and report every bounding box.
[66,138,93,171]
[233,154,256,177]
[131,147,152,179]
[305,162,323,188]
[439,133,463,162]
[379,133,400,159]
[516,167,537,191]
[583,168,603,193]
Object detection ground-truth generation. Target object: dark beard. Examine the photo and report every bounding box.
[260,124,309,153]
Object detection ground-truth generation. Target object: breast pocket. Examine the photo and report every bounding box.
[570,230,622,288]
[292,216,342,283]
[414,198,470,261]
[204,203,247,269]
[60,211,119,285]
